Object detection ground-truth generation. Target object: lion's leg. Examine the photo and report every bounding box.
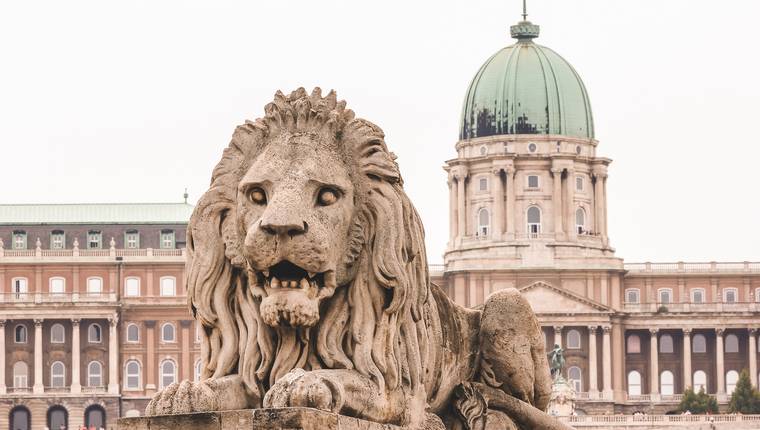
[479,288,552,410]
[145,374,258,415]
[263,368,424,427]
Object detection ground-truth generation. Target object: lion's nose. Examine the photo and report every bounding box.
[260,218,308,237]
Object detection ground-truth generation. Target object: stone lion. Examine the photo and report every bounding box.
[146,88,561,429]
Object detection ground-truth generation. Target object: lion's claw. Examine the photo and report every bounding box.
[263,369,344,413]
[145,374,255,416]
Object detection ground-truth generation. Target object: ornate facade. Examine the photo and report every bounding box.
[432,15,760,415]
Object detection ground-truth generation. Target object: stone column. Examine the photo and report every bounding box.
[456,171,467,242]
[716,328,725,395]
[505,167,516,240]
[448,174,457,243]
[594,172,607,241]
[71,319,81,393]
[588,326,598,393]
[553,326,563,349]
[108,316,120,394]
[683,329,692,390]
[565,168,576,241]
[602,175,609,240]
[0,320,5,394]
[33,319,44,393]
[181,320,192,380]
[145,320,157,393]
[602,326,613,397]
[650,329,659,395]
[551,169,564,240]
[750,329,758,388]
[491,168,504,240]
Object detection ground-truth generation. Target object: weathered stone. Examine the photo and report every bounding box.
[141,88,573,429]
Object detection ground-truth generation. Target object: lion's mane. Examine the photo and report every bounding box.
[186,88,432,402]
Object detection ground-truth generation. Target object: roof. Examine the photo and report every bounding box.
[459,20,594,140]
[0,203,195,225]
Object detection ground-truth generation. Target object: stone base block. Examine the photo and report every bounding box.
[118,407,402,430]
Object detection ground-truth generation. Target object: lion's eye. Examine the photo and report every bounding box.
[317,188,339,206]
[247,187,267,205]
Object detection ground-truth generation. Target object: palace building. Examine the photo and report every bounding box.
[0,202,199,429]
[429,13,760,415]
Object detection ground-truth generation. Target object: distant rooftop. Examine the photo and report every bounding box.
[0,203,195,225]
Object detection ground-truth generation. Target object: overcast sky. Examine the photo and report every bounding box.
[1,0,759,263]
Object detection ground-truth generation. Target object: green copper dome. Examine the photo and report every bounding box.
[460,21,594,140]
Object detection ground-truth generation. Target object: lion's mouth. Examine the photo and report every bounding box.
[255,260,336,299]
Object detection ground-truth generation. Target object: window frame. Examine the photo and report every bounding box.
[88,323,103,343]
[691,288,705,304]
[50,360,66,388]
[627,334,641,354]
[161,322,176,343]
[657,288,672,305]
[124,277,141,297]
[12,231,27,249]
[87,230,102,249]
[693,370,707,392]
[566,329,582,349]
[159,359,177,389]
[126,323,140,343]
[13,361,29,388]
[49,276,66,296]
[160,230,176,249]
[195,359,202,382]
[625,288,640,304]
[627,370,642,396]
[526,175,540,189]
[87,361,103,387]
[723,288,739,303]
[124,230,140,249]
[476,208,490,237]
[660,370,675,396]
[693,333,707,353]
[659,334,674,354]
[478,176,488,192]
[725,333,740,353]
[86,276,103,296]
[575,175,584,191]
[567,366,582,392]
[50,230,65,250]
[125,360,142,390]
[526,206,542,236]
[160,276,177,297]
[11,277,28,300]
[727,370,740,394]
[575,207,586,234]
[14,324,28,343]
[50,323,66,344]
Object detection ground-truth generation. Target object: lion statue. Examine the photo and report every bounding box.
[146,88,565,430]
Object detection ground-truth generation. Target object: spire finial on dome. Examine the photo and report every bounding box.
[510,0,540,41]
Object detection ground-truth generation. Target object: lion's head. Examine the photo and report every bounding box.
[187,88,430,400]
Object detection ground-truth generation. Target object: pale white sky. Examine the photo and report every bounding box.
[1,1,759,263]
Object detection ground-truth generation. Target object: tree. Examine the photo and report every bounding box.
[728,369,760,414]
[678,386,719,414]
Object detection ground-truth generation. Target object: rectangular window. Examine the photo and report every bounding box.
[160,277,176,296]
[659,289,672,304]
[50,231,65,249]
[50,278,65,296]
[125,278,140,297]
[479,177,488,191]
[724,289,738,303]
[12,231,27,249]
[527,175,539,188]
[87,278,103,296]
[160,230,175,249]
[87,231,102,249]
[626,289,640,304]
[125,230,139,249]
[692,289,704,304]
[576,176,583,191]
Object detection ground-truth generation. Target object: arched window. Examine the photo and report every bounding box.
[575,208,586,234]
[88,323,102,343]
[628,371,642,396]
[10,406,31,430]
[691,288,705,303]
[13,361,28,388]
[127,323,140,342]
[88,361,103,387]
[625,289,640,304]
[125,360,141,389]
[724,288,738,303]
[477,208,490,237]
[725,334,739,353]
[87,277,103,296]
[125,277,140,297]
[49,277,65,296]
[567,366,582,392]
[727,370,740,394]
[15,324,28,343]
[50,361,65,387]
[526,206,541,236]
[660,370,674,396]
[195,359,203,382]
[160,277,176,296]
[693,334,707,353]
[567,330,581,349]
[50,323,65,343]
[47,406,68,430]
[627,335,641,354]
[693,370,707,392]
[162,323,176,342]
[85,405,106,429]
[659,334,674,353]
[658,288,672,304]
[11,277,28,300]
[160,359,177,389]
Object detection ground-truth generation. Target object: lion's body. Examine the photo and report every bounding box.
[146,88,553,429]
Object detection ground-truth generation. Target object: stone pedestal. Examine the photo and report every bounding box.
[546,377,576,417]
[118,407,403,430]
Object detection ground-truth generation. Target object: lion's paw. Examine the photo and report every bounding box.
[145,375,254,416]
[263,369,345,413]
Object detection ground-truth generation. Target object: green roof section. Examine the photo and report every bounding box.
[0,203,195,225]
[459,20,594,140]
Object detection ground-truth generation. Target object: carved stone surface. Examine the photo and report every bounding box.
[141,88,572,430]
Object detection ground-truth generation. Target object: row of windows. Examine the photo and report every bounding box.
[12,360,105,388]
[625,287,755,304]
[627,333,745,354]
[10,404,106,430]
[8,229,176,250]
[474,175,588,192]
[125,322,184,343]
[9,275,177,297]
[124,359,203,390]
[627,370,743,396]
[12,323,103,344]
[475,206,590,236]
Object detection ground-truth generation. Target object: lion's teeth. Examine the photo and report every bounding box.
[300,278,310,289]
[271,277,281,288]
